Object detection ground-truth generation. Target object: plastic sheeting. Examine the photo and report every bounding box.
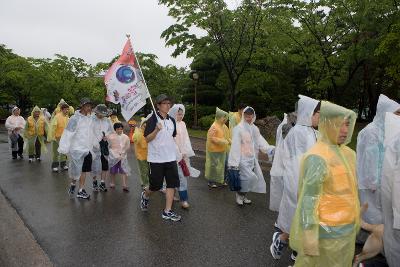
[381,112,400,267]
[228,106,274,193]
[357,94,400,224]
[290,101,359,267]
[277,95,319,233]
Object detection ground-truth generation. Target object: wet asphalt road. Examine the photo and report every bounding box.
[0,128,293,267]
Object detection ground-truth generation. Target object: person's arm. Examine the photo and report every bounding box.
[58,116,78,154]
[144,114,161,143]
[391,146,400,229]
[5,117,14,131]
[357,132,380,191]
[298,155,326,256]
[228,127,241,168]
[208,125,228,145]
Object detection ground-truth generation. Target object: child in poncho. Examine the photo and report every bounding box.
[169,104,200,209]
[108,122,131,192]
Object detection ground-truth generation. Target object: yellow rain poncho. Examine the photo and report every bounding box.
[205,107,229,184]
[290,101,359,267]
[133,116,150,187]
[48,107,70,169]
[52,99,74,118]
[24,106,48,155]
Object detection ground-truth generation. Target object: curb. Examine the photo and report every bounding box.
[0,189,53,267]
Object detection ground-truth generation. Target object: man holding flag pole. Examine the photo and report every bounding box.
[105,35,181,221]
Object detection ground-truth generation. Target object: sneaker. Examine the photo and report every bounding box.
[92,180,99,192]
[208,182,218,188]
[36,157,41,162]
[243,197,252,204]
[63,165,69,171]
[68,184,76,196]
[290,251,297,261]
[162,210,181,221]
[140,191,149,211]
[99,182,107,192]
[181,201,190,209]
[77,189,90,200]
[18,154,23,159]
[52,167,59,172]
[28,158,33,163]
[270,232,287,260]
[236,193,244,206]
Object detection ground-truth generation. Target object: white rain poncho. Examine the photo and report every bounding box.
[5,110,26,152]
[381,112,400,267]
[228,106,275,193]
[58,110,98,180]
[91,115,114,176]
[277,95,319,233]
[357,94,400,224]
[269,113,287,211]
[168,104,200,178]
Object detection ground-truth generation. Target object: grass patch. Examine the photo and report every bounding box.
[188,128,207,139]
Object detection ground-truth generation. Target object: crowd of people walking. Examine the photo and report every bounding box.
[4,93,400,266]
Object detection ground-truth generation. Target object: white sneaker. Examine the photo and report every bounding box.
[63,165,68,170]
[28,158,33,163]
[52,167,59,172]
[243,197,252,204]
[235,193,244,205]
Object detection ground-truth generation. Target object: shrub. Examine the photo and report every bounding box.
[198,114,215,129]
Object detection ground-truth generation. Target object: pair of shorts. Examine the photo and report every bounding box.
[110,161,125,175]
[82,153,92,172]
[101,155,109,171]
[148,161,180,191]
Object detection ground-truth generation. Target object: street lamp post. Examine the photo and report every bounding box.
[190,71,199,128]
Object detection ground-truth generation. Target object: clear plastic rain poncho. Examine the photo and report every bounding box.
[58,110,98,180]
[107,132,131,176]
[91,115,114,177]
[23,106,48,154]
[269,113,287,211]
[381,112,400,267]
[357,94,400,224]
[228,107,275,193]
[168,104,200,178]
[277,95,319,233]
[205,107,229,184]
[5,108,26,152]
[290,101,359,267]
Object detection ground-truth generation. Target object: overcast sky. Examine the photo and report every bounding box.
[0,0,240,68]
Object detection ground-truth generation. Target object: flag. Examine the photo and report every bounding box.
[104,38,150,121]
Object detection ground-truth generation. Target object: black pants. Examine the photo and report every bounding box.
[11,135,24,158]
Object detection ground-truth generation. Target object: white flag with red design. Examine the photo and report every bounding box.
[104,39,150,121]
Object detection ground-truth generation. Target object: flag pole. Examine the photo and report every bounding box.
[126,34,157,116]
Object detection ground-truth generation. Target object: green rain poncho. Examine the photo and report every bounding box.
[205,107,229,184]
[290,101,359,267]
